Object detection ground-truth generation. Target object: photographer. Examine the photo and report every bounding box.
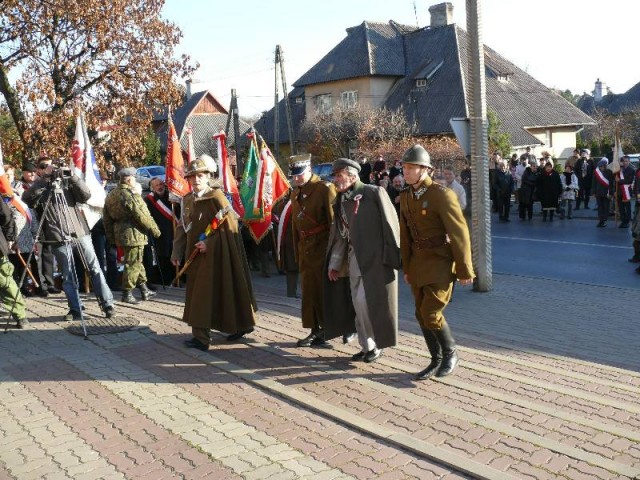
[0,198,28,328]
[22,160,115,321]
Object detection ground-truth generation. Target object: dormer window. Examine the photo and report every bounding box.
[416,79,427,88]
[497,73,510,83]
[295,97,303,104]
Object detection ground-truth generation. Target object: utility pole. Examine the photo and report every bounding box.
[274,45,296,160]
[274,48,280,161]
[466,0,492,291]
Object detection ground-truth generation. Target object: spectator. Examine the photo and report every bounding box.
[372,155,387,185]
[565,149,580,170]
[492,159,514,222]
[539,151,553,168]
[460,159,471,212]
[536,162,562,222]
[18,163,38,193]
[358,158,372,185]
[514,156,527,204]
[386,174,405,215]
[592,158,615,228]
[559,164,579,219]
[489,153,500,212]
[616,155,635,228]
[518,160,539,221]
[443,166,467,211]
[519,146,536,165]
[389,159,403,181]
[575,149,594,210]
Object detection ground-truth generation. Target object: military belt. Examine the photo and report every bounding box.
[298,223,329,240]
[412,234,449,250]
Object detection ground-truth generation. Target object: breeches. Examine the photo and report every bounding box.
[411,282,453,330]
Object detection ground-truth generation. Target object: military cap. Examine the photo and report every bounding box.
[185,154,217,177]
[289,153,311,175]
[332,158,361,173]
[581,148,591,155]
[118,167,137,178]
[402,144,432,168]
[22,162,38,173]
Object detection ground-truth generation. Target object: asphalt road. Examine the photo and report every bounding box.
[489,210,639,290]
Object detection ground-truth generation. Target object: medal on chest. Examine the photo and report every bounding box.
[421,201,428,216]
[297,206,305,219]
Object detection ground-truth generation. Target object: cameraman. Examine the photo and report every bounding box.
[22,161,115,321]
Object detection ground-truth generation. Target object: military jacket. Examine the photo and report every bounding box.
[103,184,160,247]
[399,175,474,286]
[290,174,336,271]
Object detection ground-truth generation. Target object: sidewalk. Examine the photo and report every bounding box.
[0,272,638,479]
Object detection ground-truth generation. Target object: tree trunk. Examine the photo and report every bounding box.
[0,62,31,160]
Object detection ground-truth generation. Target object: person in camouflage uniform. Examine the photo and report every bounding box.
[103,167,161,304]
[0,198,27,328]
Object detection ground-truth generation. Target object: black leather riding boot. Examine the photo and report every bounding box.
[415,328,442,381]
[434,324,458,377]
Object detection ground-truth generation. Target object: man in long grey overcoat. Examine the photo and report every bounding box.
[324,158,400,363]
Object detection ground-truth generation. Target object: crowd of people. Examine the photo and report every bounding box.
[490,148,639,229]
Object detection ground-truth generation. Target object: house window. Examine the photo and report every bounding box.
[497,73,510,83]
[416,79,427,88]
[316,94,332,114]
[341,90,358,108]
[295,97,303,104]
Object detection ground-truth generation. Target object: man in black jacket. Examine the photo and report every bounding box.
[616,155,635,228]
[23,162,115,321]
[0,199,27,328]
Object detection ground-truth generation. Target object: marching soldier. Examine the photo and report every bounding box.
[171,156,256,351]
[399,145,474,380]
[289,154,337,347]
[103,167,161,303]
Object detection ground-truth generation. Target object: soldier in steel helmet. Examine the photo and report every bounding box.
[399,145,474,380]
[171,155,256,351]
[289,153,337,347]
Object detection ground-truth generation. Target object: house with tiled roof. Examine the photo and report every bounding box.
[154,88,253,166]
[261,2,593,160]
[577,79,640,115]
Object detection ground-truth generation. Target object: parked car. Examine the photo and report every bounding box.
[311,162,333,181]
[135,165,166,190]
[626,153,639,169]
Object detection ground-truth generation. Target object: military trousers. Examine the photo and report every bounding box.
[0,258,26,321]
[411,282,453,330]
[122,246,147,291]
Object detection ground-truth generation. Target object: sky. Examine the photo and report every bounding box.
[162,0,640,118]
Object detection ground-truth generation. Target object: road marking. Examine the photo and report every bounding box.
[493,235,631,249]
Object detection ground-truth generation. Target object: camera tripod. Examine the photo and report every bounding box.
[3,176,109,338]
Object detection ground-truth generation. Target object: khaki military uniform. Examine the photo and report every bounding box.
[291,174,337,330]
[399,175,474,330]
[103,184,161,290]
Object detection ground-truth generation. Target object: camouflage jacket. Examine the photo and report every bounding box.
[103,184,160,247]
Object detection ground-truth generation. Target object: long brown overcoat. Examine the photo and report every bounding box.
[291,174,336,329]
[172,185,256,334]
[323,182,400,348]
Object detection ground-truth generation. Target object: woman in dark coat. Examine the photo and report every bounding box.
[536,162,562,222]
[518,161,539,220]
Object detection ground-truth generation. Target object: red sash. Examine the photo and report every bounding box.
[146,193,175,223]
[594,168,609,188]
[619,170,632,202]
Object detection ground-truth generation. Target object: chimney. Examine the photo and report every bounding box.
[429,2,454,28]
[186,79,192,100]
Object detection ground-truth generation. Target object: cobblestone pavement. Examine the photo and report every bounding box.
[0,271,638,479]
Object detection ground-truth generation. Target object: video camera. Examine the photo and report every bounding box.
[51,158,73,179]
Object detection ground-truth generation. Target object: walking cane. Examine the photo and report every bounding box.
[16,251,39,288]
